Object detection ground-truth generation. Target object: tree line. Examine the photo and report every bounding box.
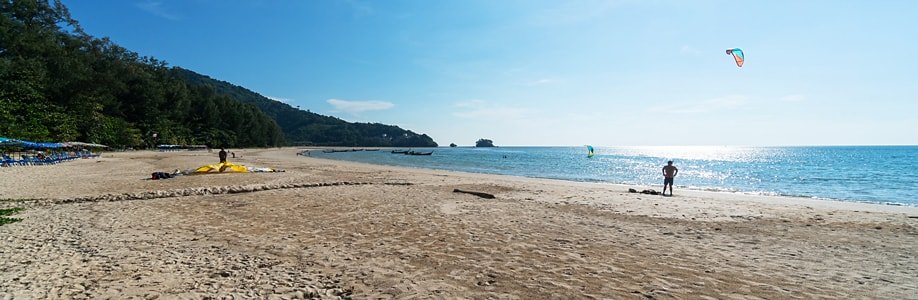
[0,0,437,148]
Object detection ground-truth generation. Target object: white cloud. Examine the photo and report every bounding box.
[520,78,564,86]
[649,95,749,114]
[527,0,626,27]
[453,100,529,119]
[453,99,486,108]
[680,45,701,55]
[455,107,528,119]
[265,96,293,104]
[780,94,807,102]
[525,78,555,86]
[340,0,374,17]
[327,99,394,114]
[136,1,180,20]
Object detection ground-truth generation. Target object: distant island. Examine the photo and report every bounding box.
[475,139,495,147]
[449,143,457,147]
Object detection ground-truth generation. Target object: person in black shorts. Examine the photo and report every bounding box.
[218,148,227,163]
[662,160,678,196]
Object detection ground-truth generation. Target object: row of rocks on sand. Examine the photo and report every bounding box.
[2,182,413,208]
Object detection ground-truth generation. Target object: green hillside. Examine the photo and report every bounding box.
[175,69,437,147]
[0,0,437,148]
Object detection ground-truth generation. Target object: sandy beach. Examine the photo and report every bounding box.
[1,148,916,299]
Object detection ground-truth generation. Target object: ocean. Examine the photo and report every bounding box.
[307,146,918,206]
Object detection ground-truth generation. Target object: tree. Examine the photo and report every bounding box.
[0,0,284,147]
[0,0,433,148]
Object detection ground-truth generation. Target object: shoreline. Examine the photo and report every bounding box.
[298,150,918,215]
[2,148,917,298]
[298,146,918,207]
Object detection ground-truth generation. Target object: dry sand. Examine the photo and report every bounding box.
[1,148,917,299]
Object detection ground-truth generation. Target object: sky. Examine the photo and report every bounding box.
[62,0,918,146]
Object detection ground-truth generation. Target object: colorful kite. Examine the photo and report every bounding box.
[726,48,744,67]
[586,145,594,158]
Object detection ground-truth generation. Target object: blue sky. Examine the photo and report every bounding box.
[63,0,917,146]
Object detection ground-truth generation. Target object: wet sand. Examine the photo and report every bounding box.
[1,148,917,299]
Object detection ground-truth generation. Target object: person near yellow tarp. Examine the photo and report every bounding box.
[193,162,248,173]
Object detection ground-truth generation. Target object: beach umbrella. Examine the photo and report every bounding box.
[17,140,63,149]
[0,138,22,148]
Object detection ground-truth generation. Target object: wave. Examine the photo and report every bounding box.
[674,185,918,207]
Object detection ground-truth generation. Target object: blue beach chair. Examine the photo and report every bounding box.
[1,155,15,167]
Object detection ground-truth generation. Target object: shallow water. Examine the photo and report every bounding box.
[308,146,918,206]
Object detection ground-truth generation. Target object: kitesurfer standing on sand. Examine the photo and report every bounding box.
[662,160,678,196]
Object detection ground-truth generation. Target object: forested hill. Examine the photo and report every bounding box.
[0,0,437,148]
[174,69,438,147]
[0,0,282,148]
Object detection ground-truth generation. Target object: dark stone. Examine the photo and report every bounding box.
[640,189,660,195]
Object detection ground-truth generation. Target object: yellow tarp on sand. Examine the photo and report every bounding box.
[193,161,249,174]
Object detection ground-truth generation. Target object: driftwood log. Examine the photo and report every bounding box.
[453,189,495,199]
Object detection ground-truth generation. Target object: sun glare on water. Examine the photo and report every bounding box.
[614,146,784,163]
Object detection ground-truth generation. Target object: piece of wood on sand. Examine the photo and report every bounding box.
[453,189,495,199]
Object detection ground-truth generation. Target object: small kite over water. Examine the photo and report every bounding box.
[587,145,594,158]
[726,48,744,67]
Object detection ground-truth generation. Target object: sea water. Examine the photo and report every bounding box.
[308,146,918,206]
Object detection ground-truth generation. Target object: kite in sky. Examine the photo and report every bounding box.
[726,48,744,67]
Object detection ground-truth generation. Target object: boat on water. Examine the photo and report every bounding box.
[406,151,433,156]
[391,150,408,154]
[323,149,353,153]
